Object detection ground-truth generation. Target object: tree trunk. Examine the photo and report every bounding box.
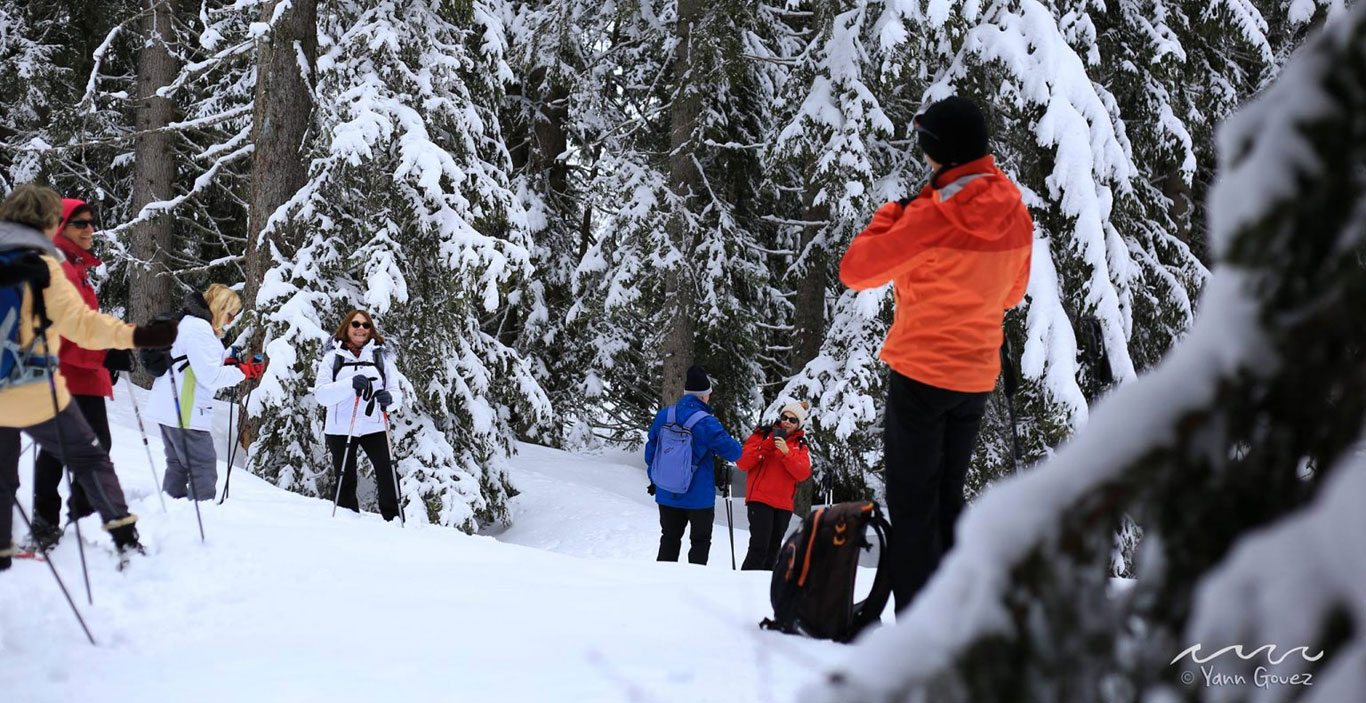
[242,0,317,329]
[128,0,180,340]
[659,0,705,403]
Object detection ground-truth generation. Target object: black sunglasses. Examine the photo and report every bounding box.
[350,320,372,330]
[67,219,95,230]
[779,414,799,424]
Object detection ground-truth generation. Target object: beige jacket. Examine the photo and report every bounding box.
[1,222,135,428]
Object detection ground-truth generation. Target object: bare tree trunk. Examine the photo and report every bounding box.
[242,0,317,329]
[128,0,180,337]
[659,0,705,403]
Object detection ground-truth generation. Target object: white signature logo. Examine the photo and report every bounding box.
[1171,644,1324,666]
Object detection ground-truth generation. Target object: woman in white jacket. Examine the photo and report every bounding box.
[315,309,403,521]
[147,284,261,501]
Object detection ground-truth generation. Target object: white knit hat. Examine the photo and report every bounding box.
[780,401,810,426]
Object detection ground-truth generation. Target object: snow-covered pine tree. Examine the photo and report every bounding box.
[499,0,619,448]
[763,1,927,505]
[1,0,258,322]
[248,0,549,532]
[811,5,1366,699]
[570,0,783,438]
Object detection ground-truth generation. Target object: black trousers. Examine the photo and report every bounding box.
[1,404,132,549]
[741,502,792,571]
[884,370,990,612]
[326,432,400,521]
[32,394,109,525]
[657,505,714,565]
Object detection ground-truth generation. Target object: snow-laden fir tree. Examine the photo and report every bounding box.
[810,5,1366,699]
[248,0,549,532]
[763,1,932,505]
[569,0,786,437]
[0,0,257,322]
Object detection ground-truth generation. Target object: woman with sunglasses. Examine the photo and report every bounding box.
[26,199,117,549]
[314,310,402,521]
[736,401,812,571]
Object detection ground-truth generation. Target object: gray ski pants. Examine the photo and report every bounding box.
[160,425,218,501]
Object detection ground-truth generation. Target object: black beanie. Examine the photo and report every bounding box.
[684,365,711,395]
[915,96,989,168]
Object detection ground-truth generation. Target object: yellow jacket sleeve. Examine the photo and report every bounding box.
[37,256,135,351]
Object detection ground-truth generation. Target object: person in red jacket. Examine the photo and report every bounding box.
[26,198,125,550]
[737,401,812,571]
[840,96,1032,612]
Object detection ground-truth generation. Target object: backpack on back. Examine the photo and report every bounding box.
[648,405,710,494]
[760,500,893,643]
[138,310,187,377]
[0,250,57,392]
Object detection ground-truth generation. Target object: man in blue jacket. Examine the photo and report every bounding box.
[645,365,743,565]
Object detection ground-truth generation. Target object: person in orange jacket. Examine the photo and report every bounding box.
[840,95,1033,612]
[736,401,812,571]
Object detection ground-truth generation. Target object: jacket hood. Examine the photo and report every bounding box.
[183,291,213,323]
[58,198,88,232]
[54,230,101,268]
[930,156,1027,242]
[0,220,59,257]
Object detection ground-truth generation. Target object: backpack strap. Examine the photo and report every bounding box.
[681,410,708,431]
[847,504,894,640]
[666,405,677,426]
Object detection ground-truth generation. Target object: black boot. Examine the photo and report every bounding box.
[24,514,63,552]
[0,541,14,571]
[106,517,145,570]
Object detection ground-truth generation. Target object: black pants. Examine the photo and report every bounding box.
[326,432,400,522]
[1,404,132,549]
[741,502,792,571]
[884,370,990,612]
[32,394,109,525]
[657,505,714,565]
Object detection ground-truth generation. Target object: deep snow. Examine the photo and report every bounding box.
[2,388,879,702]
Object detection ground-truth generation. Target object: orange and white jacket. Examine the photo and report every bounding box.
[840,156,1033,393]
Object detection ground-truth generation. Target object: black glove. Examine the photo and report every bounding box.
[646,483,656,496]
[132,319,179,348]
[374,389,393,409]
[352,375,372,395]
[0,252,50,288]
[714,464,731,488]
[104,349,133,373]
[896,195,915,207]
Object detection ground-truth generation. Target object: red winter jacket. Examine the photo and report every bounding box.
[53,228,112,398]
[737,426,812,512]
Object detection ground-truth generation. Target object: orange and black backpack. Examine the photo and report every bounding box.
[759,501,893,643]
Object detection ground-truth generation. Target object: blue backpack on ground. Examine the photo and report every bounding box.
[0,249,56,391]
[648,405,710,494]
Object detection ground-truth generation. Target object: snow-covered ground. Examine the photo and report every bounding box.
[2,389,873,702]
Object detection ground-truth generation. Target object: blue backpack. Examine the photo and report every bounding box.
[0,249,56,391]
[649,406,710,494]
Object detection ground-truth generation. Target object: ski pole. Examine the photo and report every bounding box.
[1001,333,1023,474]
[123,380,167,513]
[725,464,735,571]
[11,499,96,646]
[220,379,256,504]
[167,367,206,542]
[330,396,363,517]
[382,410,404,527]
[33,307,93,605]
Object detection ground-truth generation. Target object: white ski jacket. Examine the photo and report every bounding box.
[314,339,402,437]
[147,315,245,431]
